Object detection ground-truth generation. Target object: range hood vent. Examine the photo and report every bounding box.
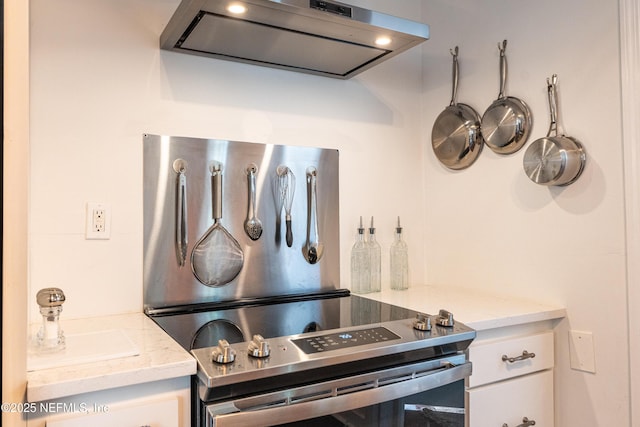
[160,0,429,79]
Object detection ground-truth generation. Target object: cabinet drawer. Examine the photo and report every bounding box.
[468,331,553,387]
[467,369,554,427]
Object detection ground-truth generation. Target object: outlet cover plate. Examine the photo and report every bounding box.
[569,330,596,373]
[85,202,111,240]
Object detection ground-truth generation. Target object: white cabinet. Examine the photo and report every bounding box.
[467,329,555,426]
[468,370,553,426]
[45,395,179,427]
[27,377,190,427]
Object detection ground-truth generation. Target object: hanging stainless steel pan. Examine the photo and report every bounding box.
[481,40,532,154]
[432,46,483,170]
[523,74,586,186]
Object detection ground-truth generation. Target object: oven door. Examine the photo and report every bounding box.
[204,354,470,427]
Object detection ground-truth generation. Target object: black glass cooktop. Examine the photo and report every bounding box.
[148,292,420,351]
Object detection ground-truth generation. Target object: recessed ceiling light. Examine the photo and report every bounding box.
[375,36,392,47]
[227,3,247,14]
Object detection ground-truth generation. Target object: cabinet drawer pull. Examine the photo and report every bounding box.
[501,350,535,363]
[502,416,536,427]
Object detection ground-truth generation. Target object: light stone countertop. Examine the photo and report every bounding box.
[25,287,565,403]
[26,312,196,402]
[361,285,566,331]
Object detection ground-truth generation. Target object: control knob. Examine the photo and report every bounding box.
[211,339,236,364]
[412,313,432,331]
[247,334,270,358]
[436,309,455,327]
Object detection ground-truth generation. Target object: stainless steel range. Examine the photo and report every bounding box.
[143,134,475,427]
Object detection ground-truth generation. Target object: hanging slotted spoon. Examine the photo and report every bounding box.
[243,163,263,241]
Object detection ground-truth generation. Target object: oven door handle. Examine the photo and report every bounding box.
[205,360,471,427]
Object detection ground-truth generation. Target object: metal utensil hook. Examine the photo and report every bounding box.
[546,74,561,137]
[276,165,289,176]
[245,163,258,175]
[499,39,507,56]
[210,161,223,174]
[449,46,460,107]
[173,158,188,174]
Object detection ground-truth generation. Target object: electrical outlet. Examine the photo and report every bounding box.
[85,202,111,239]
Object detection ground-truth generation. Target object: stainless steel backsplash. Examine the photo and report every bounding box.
[143,134,340,310]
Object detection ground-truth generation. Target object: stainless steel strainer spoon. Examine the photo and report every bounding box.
[191,162,244,287]
[244,163,263,241]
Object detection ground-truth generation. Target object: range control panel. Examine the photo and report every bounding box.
[292,326,400,354]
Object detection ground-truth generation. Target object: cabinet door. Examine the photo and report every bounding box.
[45,396,179,427]
[467,370,554,427]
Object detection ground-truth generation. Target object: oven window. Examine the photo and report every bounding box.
[277,380,465,427]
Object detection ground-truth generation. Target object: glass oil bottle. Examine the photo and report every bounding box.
[390,216,409,290]
[368,216,381,293]
[350,216,370,294]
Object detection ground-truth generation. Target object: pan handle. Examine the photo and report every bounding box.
[546,74,559,137]
[449,46,459,106]
[498,40,508,99]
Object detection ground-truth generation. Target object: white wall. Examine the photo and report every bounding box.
[27,0,629,426]
[420,1,627,426]
[28,0,426,318]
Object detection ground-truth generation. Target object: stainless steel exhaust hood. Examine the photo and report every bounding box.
[160,0,429,79]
